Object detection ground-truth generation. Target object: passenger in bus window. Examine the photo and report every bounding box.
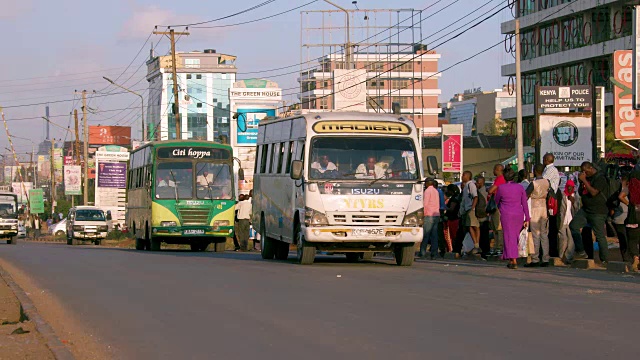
[355,156,386,179]
[311,154,337,174]
[158,174,175,187]
[197,170,214,187]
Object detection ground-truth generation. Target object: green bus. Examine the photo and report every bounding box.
[126,140,242,251]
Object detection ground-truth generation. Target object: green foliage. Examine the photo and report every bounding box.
[106,230,133,240]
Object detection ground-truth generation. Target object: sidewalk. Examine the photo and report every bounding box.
[0,272,55,359]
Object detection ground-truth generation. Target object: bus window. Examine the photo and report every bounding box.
[285,141,294,174]
[155,162,193,199]
[270,143,280,174]
[260,145,268,173]
[308,137,418,180]
[254,145,261,174]
[278,142,286,174]
[195,163,232,199]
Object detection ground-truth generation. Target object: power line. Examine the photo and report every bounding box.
[160,0,278,27]
[193,0,318,28]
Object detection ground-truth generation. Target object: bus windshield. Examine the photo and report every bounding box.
[155,162,193,199]
[309,137,419,180]
[195,163,232,199]
[0,195,16,217]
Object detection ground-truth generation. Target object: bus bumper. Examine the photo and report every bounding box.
[152,226,233,237]
[303,226,422,243]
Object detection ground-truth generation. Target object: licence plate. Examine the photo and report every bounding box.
[85,229,96,233]
[183,229,205,235]
[351,228,384,237]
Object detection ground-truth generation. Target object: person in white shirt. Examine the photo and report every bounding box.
[197,171,214,187]
[355,156,386,179]
[158,175,175,187]
[542,153,560,193]
[234,194,253,251]
[311,155,337,174]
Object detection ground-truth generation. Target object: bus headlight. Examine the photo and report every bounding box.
[305,207,328,226]
[214,220,229,227]
[403,209,424,227]
[161,221,177,227]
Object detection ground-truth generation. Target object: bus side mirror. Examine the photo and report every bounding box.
[238,168,245,181]
[290,160,303,180]
[426,156,439,176]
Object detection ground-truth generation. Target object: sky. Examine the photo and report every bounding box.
[0,0,511,157]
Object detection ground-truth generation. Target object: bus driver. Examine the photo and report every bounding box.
[355,156,386,179]
[311,154,337,174]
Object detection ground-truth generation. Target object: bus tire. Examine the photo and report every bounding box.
[274,241,289,260]
[135,238,145,250]
[150,239,161,251]
[296,239,315,265]
[361,252,374,261]
[394,243,415,266]
[345,253,359,262]
[190,243,204,251]
[214,241,226,253]
[260,225,275,260]
[94,240,102,246]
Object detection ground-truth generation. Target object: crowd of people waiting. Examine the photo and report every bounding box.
[422,153,640,271]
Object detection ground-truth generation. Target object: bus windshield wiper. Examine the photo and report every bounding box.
[169,170,179,202]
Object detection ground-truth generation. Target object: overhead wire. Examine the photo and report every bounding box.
[159,0,278,27]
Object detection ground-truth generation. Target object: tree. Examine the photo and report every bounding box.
[482,116,508,136]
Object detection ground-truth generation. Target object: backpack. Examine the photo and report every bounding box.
[628,176,640,205]
[475,191,488,219]
[601,175,621,210]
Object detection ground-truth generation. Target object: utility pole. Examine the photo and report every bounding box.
[50,138,55,214]
[74,109,80,166]
[82,90,88,205]
[153,29,189,140]
[515,19,525,170]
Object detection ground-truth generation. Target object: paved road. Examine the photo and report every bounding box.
[1,242,639,359]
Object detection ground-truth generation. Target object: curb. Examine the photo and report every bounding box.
[22,238,66,244]
[0,265,75,360]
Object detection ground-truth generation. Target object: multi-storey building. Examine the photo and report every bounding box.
[501,0,636,141]
[297,49,442,131]
[146,49,237,142]
[442,86,516,136]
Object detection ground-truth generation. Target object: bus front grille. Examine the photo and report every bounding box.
[178,208,210,226]
[328,212,403,226]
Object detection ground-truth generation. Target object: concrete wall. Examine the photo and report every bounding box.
[423,147,515,178]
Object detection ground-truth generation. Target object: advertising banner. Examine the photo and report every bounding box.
[64,165,82,195]
[11,182,33,204]
[441,124,463,173]
[333,69,367,112]
[613,50,640,139]
[28,189,44,214]
[235,109,276,145]
[539,114,592,167]
[97,162,127,188]
[89,126,132,146]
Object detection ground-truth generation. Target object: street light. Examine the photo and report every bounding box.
[103,76,146,141]
[324,0,352,69]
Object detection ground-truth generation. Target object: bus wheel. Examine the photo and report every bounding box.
[190,243,204,251]
[260,224,275,260]
[394,243,415,266]
[345,253,359,262]
[7,237,17,245]
[150,239,161,251]
[296,239,316,265]
[135,238,145,250]
[274,241,289,260]
[214,241,226,252]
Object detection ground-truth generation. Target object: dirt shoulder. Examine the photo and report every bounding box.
[0,267,55,360]
[0,259,114,360]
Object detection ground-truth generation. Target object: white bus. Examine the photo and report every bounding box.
[252,112,424,266]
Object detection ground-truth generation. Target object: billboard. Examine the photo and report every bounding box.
[64,165,82,195]
[29,189,44,214]
[89,126,132,146]
[11,182,33,204]
[613,50,640,139]
[97,162,127,188]
[539,114,592,167]
[235,108,276,145]
[441,124,463,173]
[333,69,367,112]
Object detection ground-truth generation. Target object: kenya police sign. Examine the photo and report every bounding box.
[537,85,592,110]
[539,115,592,167]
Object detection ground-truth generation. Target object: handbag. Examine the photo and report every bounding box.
[518,226,528,258]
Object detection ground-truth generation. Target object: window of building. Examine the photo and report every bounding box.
[391,80,410,89]
[185,58,201,68]
[592,9,611,44]
[197,103,203,108]
[186,74,192,79]
[319,98,329,110]
[187,113,208,140]
[366,96,385,109]
[390,96,409,109]
[365,62,384,72]
[196,74,202,79]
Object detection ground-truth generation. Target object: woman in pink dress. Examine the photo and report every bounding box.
[495,168,530,269]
